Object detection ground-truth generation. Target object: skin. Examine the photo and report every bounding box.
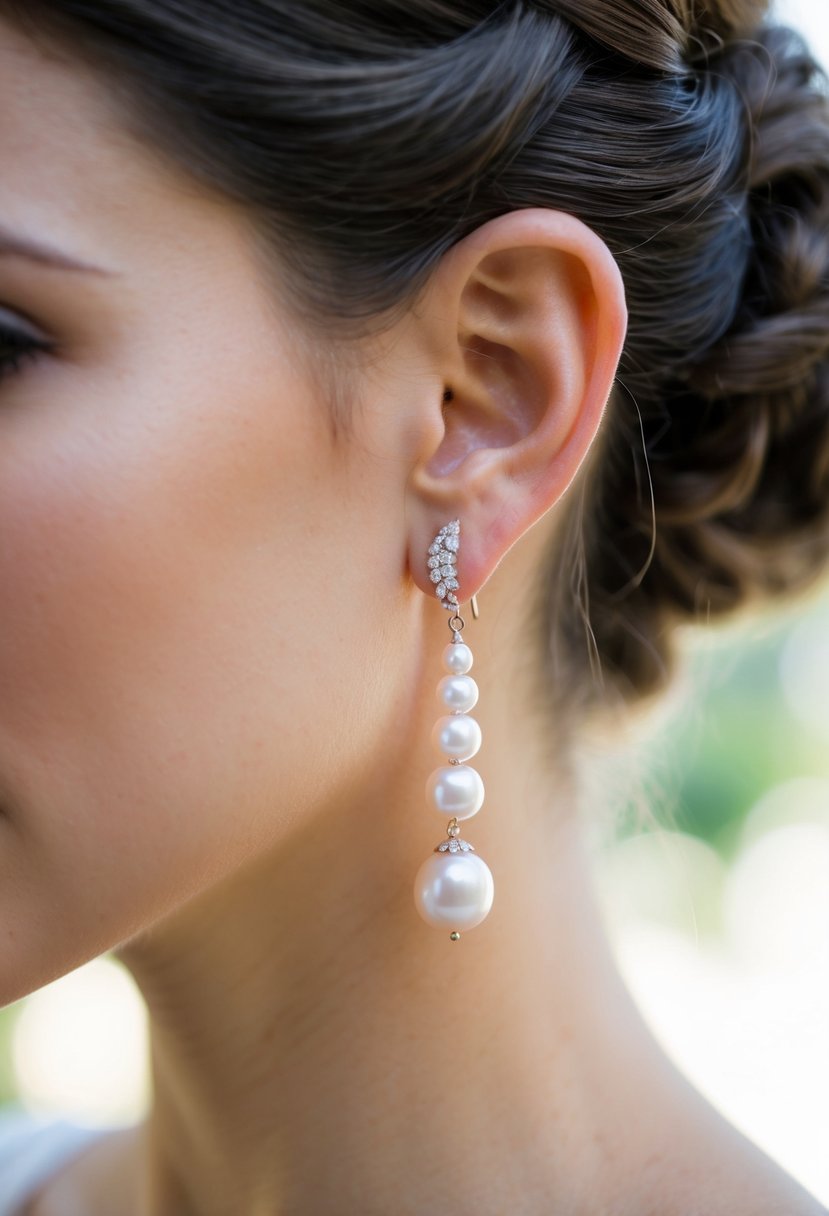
[0,18,825,1216]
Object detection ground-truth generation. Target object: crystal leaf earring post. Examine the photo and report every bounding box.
[413,518,495,940]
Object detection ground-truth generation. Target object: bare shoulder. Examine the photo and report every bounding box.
[717,1160,829,1216]
[628,1115,828,1216]
[598,1070,828,1216]
[703,1120,827,1214]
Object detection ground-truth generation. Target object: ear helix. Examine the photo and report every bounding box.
[413,518,495,940]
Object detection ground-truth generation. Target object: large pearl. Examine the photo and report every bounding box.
[425,764,484,819]
[442,641,473,674]
[437,674,478,713]
[431,714,481,761]
[414,852,494,930]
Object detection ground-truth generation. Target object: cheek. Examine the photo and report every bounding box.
[0,335,386,997]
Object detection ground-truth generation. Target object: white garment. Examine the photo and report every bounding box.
[0,1103,113,1215]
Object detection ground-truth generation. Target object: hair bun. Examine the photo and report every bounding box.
[559,18,829,715]
[690,26,829,397]
[683,0,772,60]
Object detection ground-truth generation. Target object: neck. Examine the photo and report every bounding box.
[114,527,694,1216]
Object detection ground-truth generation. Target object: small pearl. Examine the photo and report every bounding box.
[413,852,494,930]
[431,714,481,761]
[425,764,484,819]
[436,674,478,713]
[442,641,473,674]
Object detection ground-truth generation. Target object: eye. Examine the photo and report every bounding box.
[0,314,52,384]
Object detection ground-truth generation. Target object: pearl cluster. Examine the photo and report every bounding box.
[413,519,495,940]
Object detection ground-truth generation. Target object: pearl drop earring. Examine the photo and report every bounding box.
[413,518,495,941]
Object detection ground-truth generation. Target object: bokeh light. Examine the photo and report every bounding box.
[779,614,829,746]
[9,956,148,1124]
[594,575,829,1206]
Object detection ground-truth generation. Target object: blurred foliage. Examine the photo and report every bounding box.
[620,588,829,859]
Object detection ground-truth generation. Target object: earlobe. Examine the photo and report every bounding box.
[407,207,627,604]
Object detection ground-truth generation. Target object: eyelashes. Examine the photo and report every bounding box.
[0,320,51,384]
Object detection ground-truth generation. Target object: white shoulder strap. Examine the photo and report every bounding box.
[0,1105,111,1216]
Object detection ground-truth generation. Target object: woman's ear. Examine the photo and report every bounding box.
[406,206,627,602]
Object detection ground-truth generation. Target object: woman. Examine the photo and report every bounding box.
[0,0,827,1212]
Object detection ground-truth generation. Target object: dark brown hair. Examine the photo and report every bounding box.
[7,0,829,724]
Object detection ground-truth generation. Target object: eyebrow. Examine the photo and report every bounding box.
[0,226,115,276]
